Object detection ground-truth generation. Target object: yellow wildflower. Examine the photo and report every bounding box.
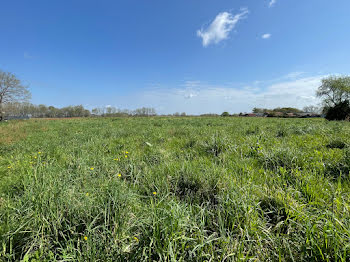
[153,192,157,195]
[117,173,121,177]
[34,156,37,159]
[134,236,139,242]
[114,158,119,161]
[90,167,94,170]
[7,166,11,169]
[84,236,88,241]
[86,193,89,196]
[125,155,128,158]
[38,152,41,154]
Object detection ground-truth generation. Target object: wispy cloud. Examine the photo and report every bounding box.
[197,8,249,47]
[269,0,277,8]
[262,33,271,39]
[111,73,325,114]
[183,81,201,88]
[284,72,305,79]
[24,52,35,59]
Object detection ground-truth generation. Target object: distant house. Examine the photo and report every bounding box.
[297,113,311,118]
[297,113,321,118]
[268,112,284,117]
[255,113,267,117]
[244,113,257,117]
[243,113,268,117]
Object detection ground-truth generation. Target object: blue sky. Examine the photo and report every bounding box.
[1,0,350,114]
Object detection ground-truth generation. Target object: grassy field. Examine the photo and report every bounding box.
[1,117,350,261]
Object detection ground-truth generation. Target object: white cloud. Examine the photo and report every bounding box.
[108,74,324,115]
[80,73,326,115]
[197,8,249,47]
[262,33,271,39]
[269,0,277,7]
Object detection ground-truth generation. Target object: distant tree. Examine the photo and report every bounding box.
[92,107,104,116]
[273,107,302,114]
[303,105,320,114]
[181,112,186,116]
[221,112,230,117]
[91,108,99,115]
[133,107,156,116]
[47,106,58,117]
[0,71,31,121]
[105,106,117,115]
[317,76,350,107]
[317,76,350,120]
[252,108,264,113]
[200,113,219,117]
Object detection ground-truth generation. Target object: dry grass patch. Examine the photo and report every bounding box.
[0,120,28,145]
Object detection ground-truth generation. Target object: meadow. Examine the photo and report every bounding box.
[0,117,350,261]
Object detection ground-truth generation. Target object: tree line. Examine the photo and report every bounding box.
[91,106,156,117]
[2,103,91,118]
[1,69,350,121]
[252,106,320,114]
[2,103,158,118]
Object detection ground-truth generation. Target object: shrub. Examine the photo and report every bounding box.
[324,101,350,121]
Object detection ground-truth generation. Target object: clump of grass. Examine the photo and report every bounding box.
[201,132,229,157]
[245,125,260,135]
[325,148,350,179]
[173,172,219,205]
[259,197,288,233]
[326,139,347,149]
[259,147,302,171]
[184,138,197,148]
[276,127,289,137]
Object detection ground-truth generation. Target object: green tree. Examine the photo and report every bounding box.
[317,76,350,120]
[303,105,320,114]
[317,76,350,107]
[252,108,264,113]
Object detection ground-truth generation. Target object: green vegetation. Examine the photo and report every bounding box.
[317,76,350,121]
[252,107,303,114]
[1,117,350,261]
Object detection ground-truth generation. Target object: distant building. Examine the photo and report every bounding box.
[297,113,321,118]
[246,113,257,117]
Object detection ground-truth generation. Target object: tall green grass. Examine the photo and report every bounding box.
[0,117,350,261]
